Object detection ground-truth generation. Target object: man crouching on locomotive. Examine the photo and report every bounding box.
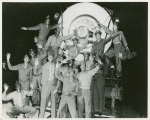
[2,82,37,118]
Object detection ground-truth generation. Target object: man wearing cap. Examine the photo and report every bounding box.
[6,53,32,105]
[55,58,76,118]
[21,15,62,48]
[98,21,136,77]
[34,50,57,118]
[54,63,78,118]
[45,27,76,60]
[91,30,121,58]
[91,29,121,115]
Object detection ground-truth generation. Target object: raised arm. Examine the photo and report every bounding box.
[40,48,47,60]
[87,58,103,76]
[50,23,61,30]
[7,61,21,71]
[98,22,113,35]
[62,30,77,41]
[6,53,21,71]
[105,32,121,44]
[2,84,13,101]
[78,39,88,52]
[3,91,14,101]
[27,24,41,30]
[88,65,99,76]
[55,63,64,81]
[21,24,41,31]
[62,33,74,41]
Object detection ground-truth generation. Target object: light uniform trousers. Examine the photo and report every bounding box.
[77,89,92,118]
[39,81,57,118]
[93,73,105,113]
[61,105,71,118]
[57,95,77,118]
[6,105,37,118]
[31,75,42,105]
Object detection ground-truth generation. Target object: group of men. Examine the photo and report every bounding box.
[2,14,136,118]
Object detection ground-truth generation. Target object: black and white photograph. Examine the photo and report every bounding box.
[2,1,148,118]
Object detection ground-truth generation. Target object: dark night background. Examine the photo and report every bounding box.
[2,2,148,117]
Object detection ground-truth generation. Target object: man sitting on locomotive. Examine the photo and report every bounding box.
[21,15,62,48]
[98,21,136,77]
